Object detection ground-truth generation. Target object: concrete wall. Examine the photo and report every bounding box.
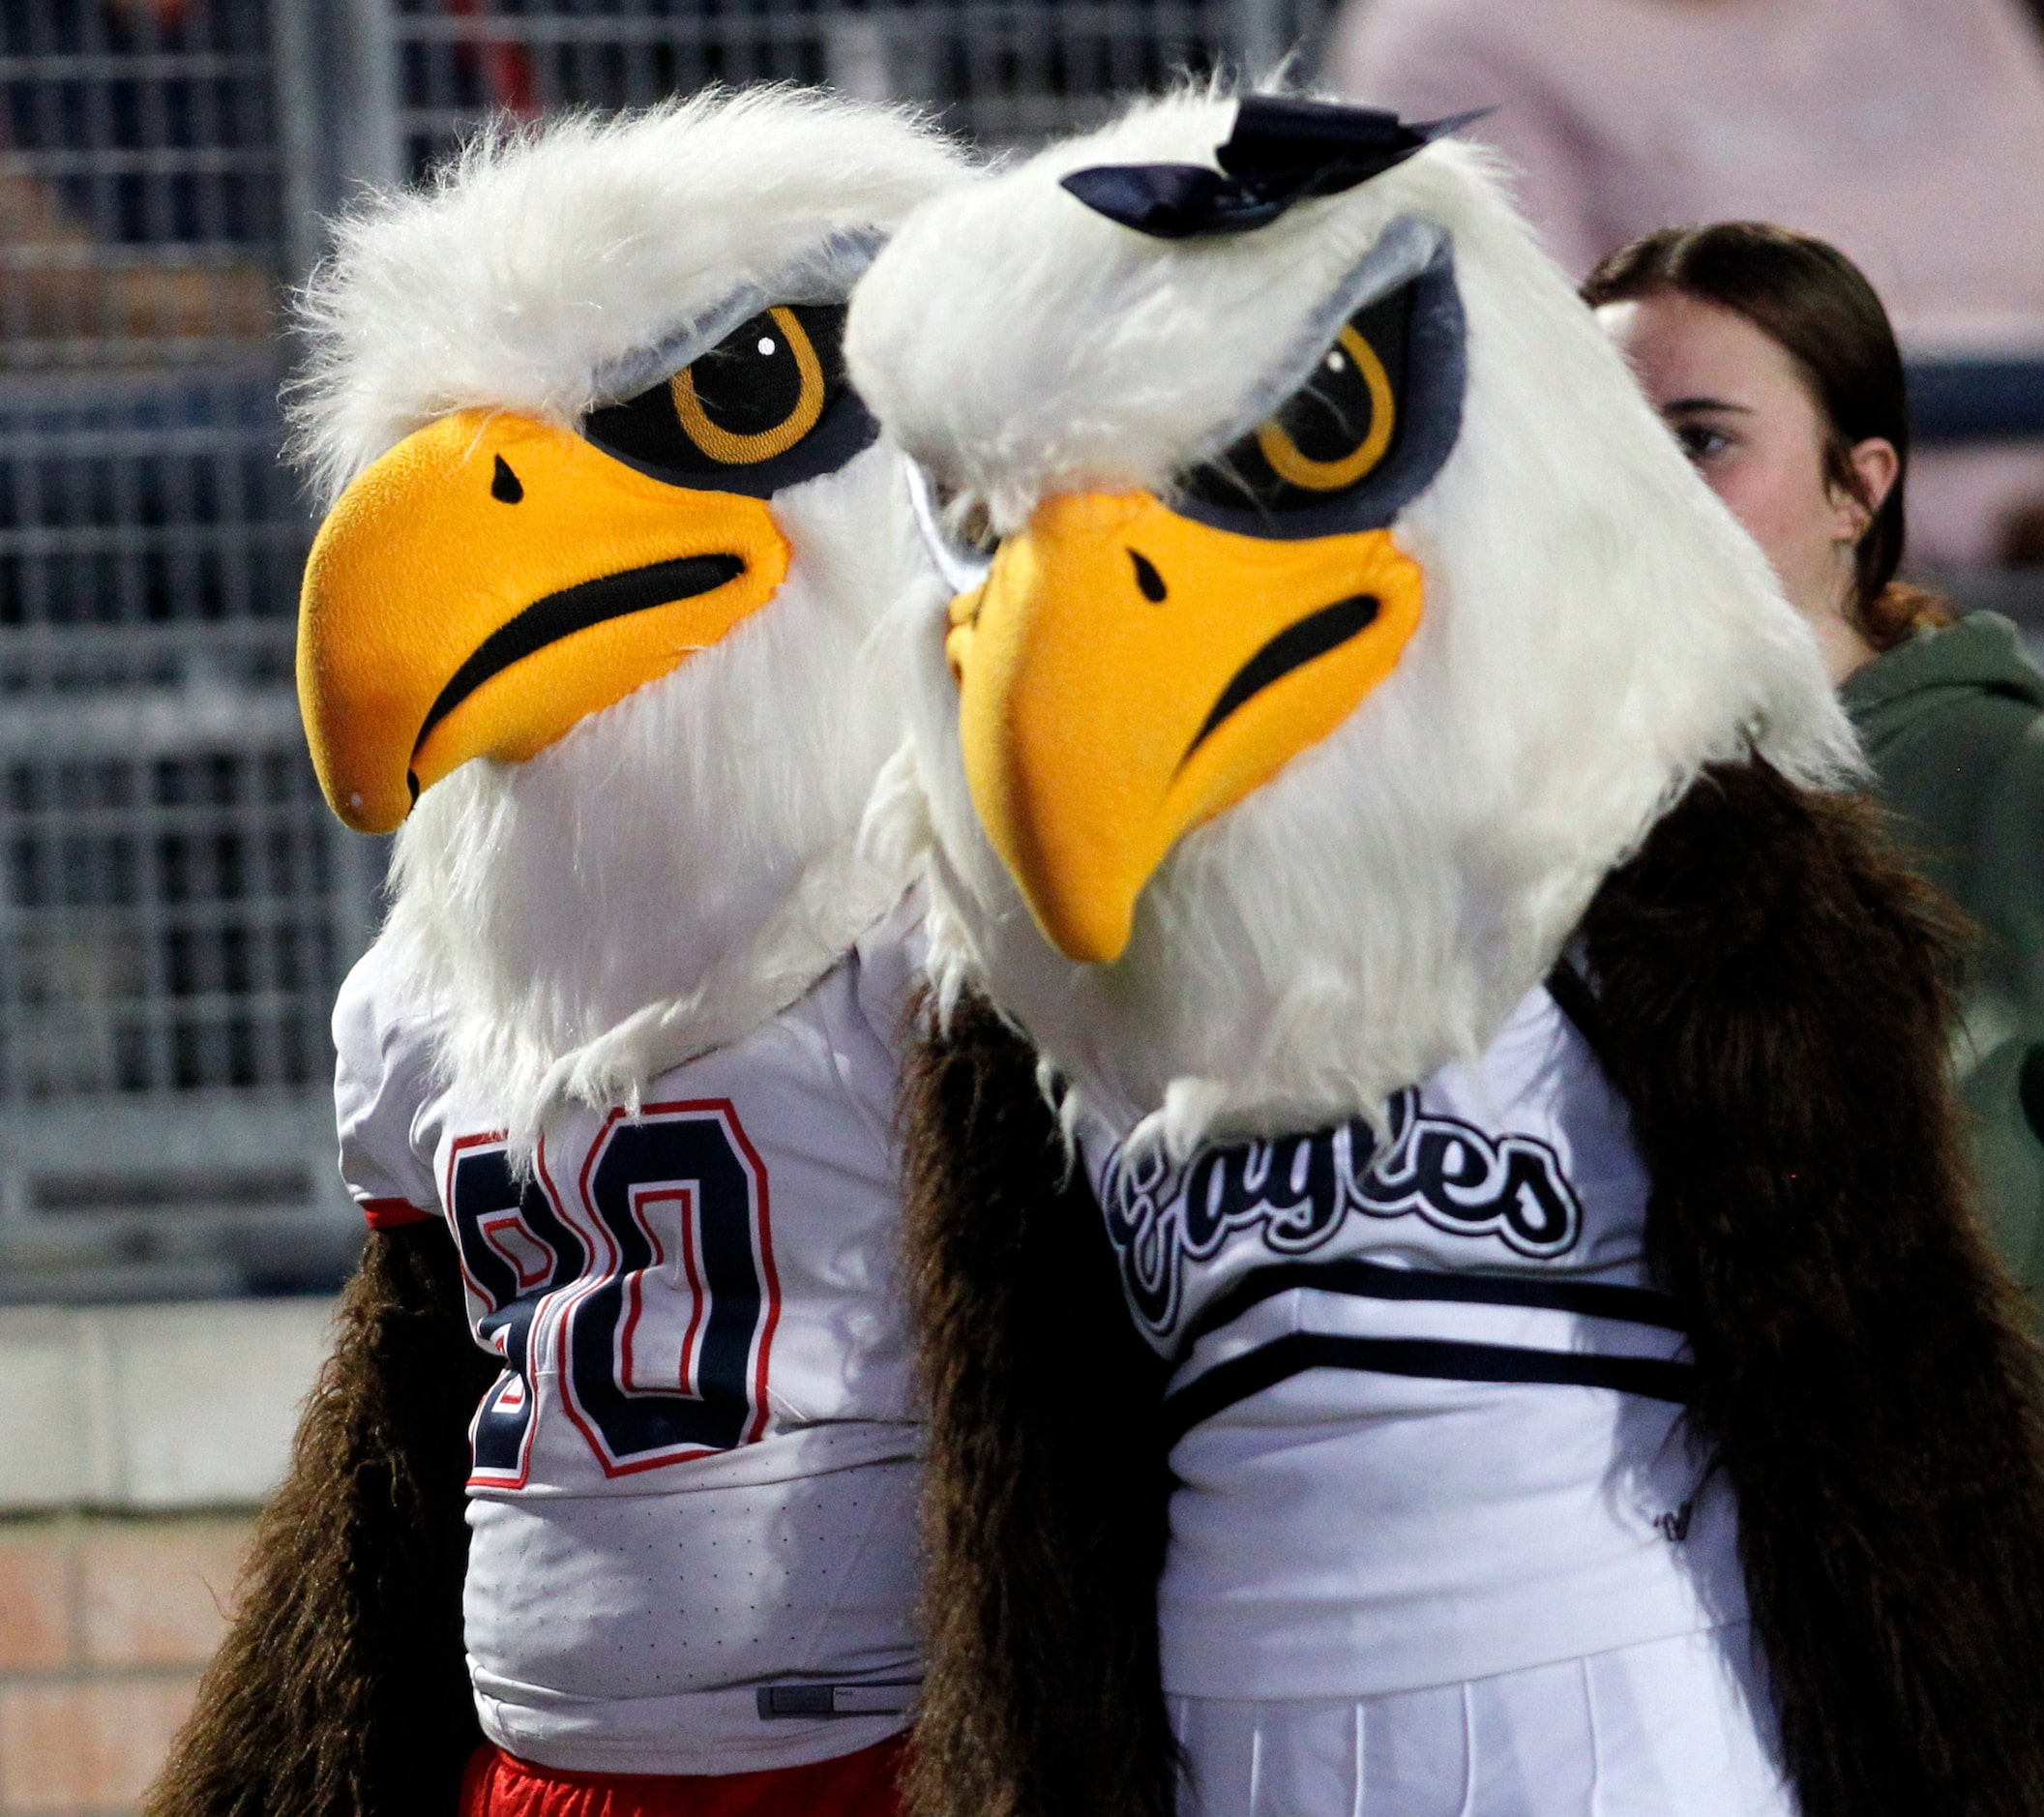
[0,1302,336,1514]
[0,1300,335,1817]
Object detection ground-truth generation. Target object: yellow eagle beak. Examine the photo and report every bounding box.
[297,408,791,833]
[947,491,1423,964]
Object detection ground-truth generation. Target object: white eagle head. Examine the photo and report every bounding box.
[846,88,1855,1155]
[291,89,966,1137]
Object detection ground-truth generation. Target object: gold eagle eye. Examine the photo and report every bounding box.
[1254,324,1397,492]
[670,306,828,465]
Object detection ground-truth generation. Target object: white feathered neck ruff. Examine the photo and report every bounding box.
[292,92,965,1147]
[851,88,1859,1158]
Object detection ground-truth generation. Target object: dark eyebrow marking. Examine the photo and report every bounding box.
[1662,396,1755,415]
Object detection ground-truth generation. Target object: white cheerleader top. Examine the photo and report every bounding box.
[1077,981,1746,1700]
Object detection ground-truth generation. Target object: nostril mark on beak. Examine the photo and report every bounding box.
[1130,549,1167,603]
[491,456,524,504]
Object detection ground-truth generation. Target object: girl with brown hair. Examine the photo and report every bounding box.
[1587,222,2044,1332]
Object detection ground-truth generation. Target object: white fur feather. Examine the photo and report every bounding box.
[383,440,929,1151]
[298,94,967,1149]
[292,87,963,505]
[850,89,1860,1156]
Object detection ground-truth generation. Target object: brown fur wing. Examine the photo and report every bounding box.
[899,992,1179,1817]
[145,1223,497,1817]
[1581,761,2044,1817]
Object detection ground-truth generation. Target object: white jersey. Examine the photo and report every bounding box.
[1079,982,1744,1702]
[333,908,924,1774]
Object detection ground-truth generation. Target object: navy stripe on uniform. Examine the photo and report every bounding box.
[1162,1331,1696,1448]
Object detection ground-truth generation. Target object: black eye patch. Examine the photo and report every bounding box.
[582,303,879,499]
[1183,283,1412,518]
[1174,242,1466,543]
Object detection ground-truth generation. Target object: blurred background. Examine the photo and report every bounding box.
[0,0,2036,1808]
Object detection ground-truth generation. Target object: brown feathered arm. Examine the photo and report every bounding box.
[1580,760,2044,1817]
[899,992,1179,1817]
[146,1223,498,1817]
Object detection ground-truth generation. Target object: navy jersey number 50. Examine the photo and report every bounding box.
[446,1099,780,1486]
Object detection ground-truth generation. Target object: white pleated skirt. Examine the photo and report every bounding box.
[1170,1623,1796,1817]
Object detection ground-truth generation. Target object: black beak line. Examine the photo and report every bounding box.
[414,553,746,759]
[1181,593,1380,768]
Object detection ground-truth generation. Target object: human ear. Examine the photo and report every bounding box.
[1830,437,1899,541]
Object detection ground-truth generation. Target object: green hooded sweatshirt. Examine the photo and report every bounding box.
[1843,611,2044,1334]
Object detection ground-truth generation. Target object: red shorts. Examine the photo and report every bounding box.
[459,1737,906,1817]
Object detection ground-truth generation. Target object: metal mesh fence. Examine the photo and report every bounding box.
[0,0,1325,1300]
[1,730,337,1102]
[0,0,280,367]
[0,0,370,1300]
[379,0,1295,178]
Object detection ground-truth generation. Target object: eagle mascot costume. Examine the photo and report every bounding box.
[147,92,964,1817]
[843,91,2044,1817]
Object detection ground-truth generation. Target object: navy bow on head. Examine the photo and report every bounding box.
[1060,96,1488,240]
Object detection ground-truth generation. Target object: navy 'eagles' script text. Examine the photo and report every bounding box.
[1100,1089,1583,1338]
